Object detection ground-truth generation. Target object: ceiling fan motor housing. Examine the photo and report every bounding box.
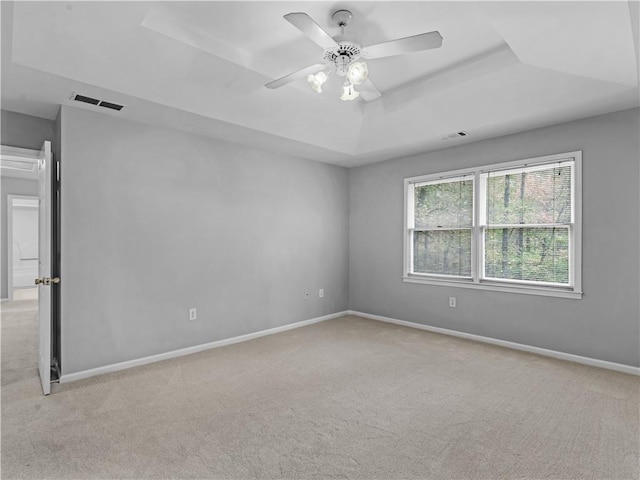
[323,41,361,76]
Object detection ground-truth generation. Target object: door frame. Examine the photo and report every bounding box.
[1,143,60,390]
[1,145,39,302]
[6,194,39,301]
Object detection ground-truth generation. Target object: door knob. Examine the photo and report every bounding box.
[34,277,60,286]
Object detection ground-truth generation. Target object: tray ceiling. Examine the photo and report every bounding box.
[2,1,638,167]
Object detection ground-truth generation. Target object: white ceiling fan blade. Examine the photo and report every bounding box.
[265,63,327,89]
[284,13,339,50]
[358,78,382,102]
[363,31,443,59]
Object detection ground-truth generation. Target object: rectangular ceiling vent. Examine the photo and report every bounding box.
[70,93,124,111]
[439,131,469,141]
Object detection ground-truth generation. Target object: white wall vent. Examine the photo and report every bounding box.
[439,131,469,140]
[70,93,125,111]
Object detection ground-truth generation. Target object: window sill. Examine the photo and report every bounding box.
[402,276,583,299]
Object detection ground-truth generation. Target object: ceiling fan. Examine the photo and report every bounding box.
[265,10,443,102]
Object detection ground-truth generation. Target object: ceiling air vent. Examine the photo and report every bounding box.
[70,93,125,111]
[72,93,100,105]
[439,131,469,141]
[98,100,123,111]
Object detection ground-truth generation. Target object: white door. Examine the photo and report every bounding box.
[36,141,52,396]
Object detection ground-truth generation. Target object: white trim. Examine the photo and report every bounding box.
[411,173,475,187]
[404,179,413,275]
[572,152,583,295]
[1,145,40,158]
[481,158,576,176]
[59,311,349,384]
[478,153,579,174]
[348,310,639,376]
[402,276,582,299]
[1,146,40,180]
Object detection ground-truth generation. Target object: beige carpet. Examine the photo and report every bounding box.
[11,287,38,301]
[2,299,638,479]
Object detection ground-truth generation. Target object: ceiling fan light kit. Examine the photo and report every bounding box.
[307,71,328,93]
[347,62,368,85]
[340,82,360,101]
[265,9,443,103]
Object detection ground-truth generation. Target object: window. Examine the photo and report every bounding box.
[410,175,474,278]
[404,151,582,298]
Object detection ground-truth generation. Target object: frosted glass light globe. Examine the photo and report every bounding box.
[307,71,328,93]
[347,62,368,85]
[340,83,360,101]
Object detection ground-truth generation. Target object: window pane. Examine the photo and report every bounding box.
[484,227,569,284]
[414,179,473,228]
[413,230,472,276]
[486,165,572,225]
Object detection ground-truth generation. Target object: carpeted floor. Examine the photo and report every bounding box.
[2,298,639,479]
[11,288,38,301]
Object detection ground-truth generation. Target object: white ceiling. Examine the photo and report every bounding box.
[1,1,639,168]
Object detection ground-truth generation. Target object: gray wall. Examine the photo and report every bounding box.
[59,106,350,375]
[1,109,55,150]
[1,109,55,299]
[8,105,639,372]
[349,107,640,367]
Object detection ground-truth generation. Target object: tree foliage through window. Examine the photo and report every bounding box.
[413,177,473,277]
[406,155,578,291]
[484,165,572,284]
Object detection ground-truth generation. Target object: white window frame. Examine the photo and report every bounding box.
[403,151,582,299]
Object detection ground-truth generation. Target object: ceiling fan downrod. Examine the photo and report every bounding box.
[325,10,360,76]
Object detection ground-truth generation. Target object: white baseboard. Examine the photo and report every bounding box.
[60,310,348,384]
[0,298,8,303]
[58,309,640,383]
[348,310,640,376]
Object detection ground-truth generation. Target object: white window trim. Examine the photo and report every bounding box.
[403,151,583,299]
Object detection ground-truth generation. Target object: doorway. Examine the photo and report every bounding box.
[7,195,39,302]
[1,143,60,394]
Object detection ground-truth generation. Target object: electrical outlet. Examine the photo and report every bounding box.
[449,297,456,308]
[304,292,309,300]
[189,307,197,320]
[319,288,324,298]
